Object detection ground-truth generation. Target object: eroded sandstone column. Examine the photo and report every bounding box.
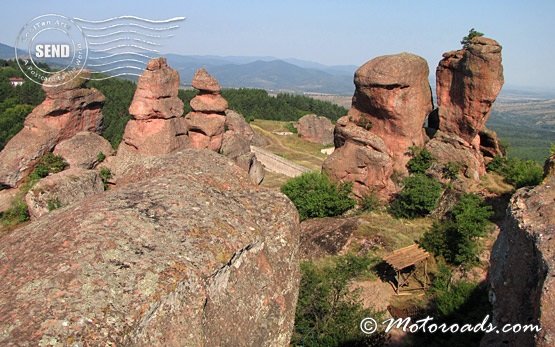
[118,58,187,157]
[185,68,228,151]
[323,53,433,199]
[436,37,504,144]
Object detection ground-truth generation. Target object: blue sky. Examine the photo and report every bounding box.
[2,0,554,90]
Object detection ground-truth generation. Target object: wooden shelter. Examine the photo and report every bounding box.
[383,244,430,294]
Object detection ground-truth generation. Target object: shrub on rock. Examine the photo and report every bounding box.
[281,172,355,220]
[420,193,493,266]
[390,174,443,218]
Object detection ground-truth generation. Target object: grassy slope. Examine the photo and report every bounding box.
[251,119,331,189]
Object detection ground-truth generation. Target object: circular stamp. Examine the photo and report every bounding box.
[15,14,88,87]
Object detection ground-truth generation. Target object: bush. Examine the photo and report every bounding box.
[47,197,62,211]
[25,153,67,189]
[360,192,381,212]
[30,153,67,178]
[390,174,443,218]
[1,153,68,227]
[281,172,355,220]
[285,122,298,134]
[407,146,434,174]
[442,162,461,180]
[420,194,492,266]
[292,254,387,347]
[0,199,29,226]
[461,28,484,48]
[96,151,106,163]
[355,117,373,131]
[487,156,543,188]
[99,167,113,190]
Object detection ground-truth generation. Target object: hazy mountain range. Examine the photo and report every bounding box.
[3,42,555,99]
[0,42,357,94]
[165,53,356,94]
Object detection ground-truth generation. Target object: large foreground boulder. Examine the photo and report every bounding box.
[0,71,104,188]
[482,155,555,346]
[0,149,300,346]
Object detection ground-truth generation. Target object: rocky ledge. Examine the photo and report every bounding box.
[483,155,555,346]
[0,149,300,346]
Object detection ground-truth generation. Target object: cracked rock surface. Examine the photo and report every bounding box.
[0,149,300,346]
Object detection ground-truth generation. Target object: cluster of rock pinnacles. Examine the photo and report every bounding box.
[323,36,504,200]
[0,58,264,218]
[0,36,504,213]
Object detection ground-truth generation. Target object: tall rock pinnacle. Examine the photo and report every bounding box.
[118,57,188,157]
[323,53,433,199]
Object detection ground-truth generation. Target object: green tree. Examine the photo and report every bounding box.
[407,146,434,174]
[281,172,355,220]
[429,262,478,316]
[420,194,492,266]
[390,174,443,218]
[0,104,33,149]
[292,254,387,347]
[87,77,136,147]
[487,156,543,188]
[461,28,484,48]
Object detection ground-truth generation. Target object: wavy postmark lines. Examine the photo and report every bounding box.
[16,14,87,86]
[15,14,185,86]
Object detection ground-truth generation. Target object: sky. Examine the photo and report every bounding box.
[2,0,554,90]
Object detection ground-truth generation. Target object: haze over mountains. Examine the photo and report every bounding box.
[0,42,356,94]
[4,42,555,98]
[165,54,356,94]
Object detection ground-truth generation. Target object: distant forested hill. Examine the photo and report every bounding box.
[179,88,347,122]
[487,108,554,162]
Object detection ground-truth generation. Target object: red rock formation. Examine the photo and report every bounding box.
[323,53,433,199]
[482,155,555,347]
[190,93,228,113]
[191,68,221,93]
[351,53,433,167]
[0,70,104,188]
[185,68,227,151]
[426,37,504,181]
[425,130,486,180]
[116,62,264,184]
[323,117,396,199]
[53,131,114,169]
[24,168,104,219]
[118,58,187,160]
[296,114,334,145]
[436,37,504,144]
[225,109,255,143]
[184,69,265,184]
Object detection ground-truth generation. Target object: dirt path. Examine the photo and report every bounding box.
[250,124,326,164]
[251,146,310,177]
